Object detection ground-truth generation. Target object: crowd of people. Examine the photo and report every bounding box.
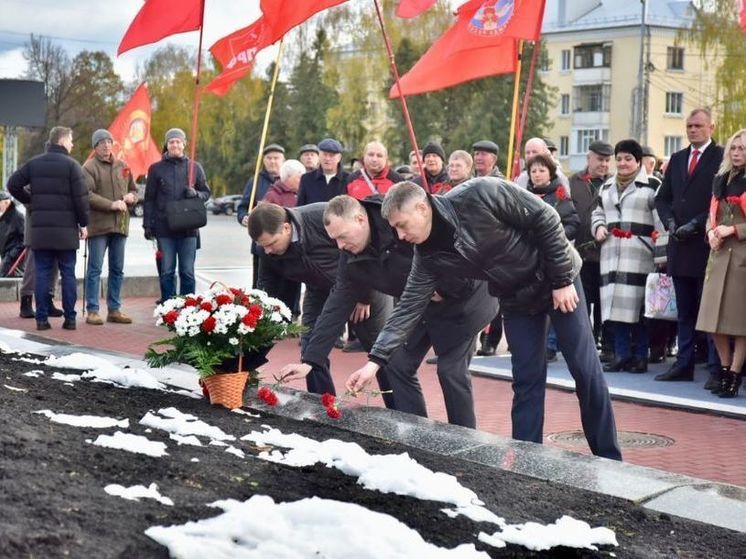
[2,106,744,460]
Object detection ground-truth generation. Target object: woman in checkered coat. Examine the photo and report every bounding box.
[591,140,658,373]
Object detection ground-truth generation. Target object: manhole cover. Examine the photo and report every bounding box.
[547,431,675,449]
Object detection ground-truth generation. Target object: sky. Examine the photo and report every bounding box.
[0,0,265,83]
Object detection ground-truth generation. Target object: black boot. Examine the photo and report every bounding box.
[710,367,730,395]
[19,295,34,319]
[47,297,63,318]
[603,356,633,372]
[718,371,742,398]
[704,370,722,391]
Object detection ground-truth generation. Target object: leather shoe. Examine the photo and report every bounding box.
[599,349,615,363]
[627,357,648,374]
[47,302,64,318]
[477,344,496,357]
[654,365,693,381]
[86,312,104,325]
[36,320,51,331]
[62,319,76,331]
[603,357,632,372]
[704,372,721,391]
[107,309,132,324]
[648,349,665,364]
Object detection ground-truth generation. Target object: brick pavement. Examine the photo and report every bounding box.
[1,296,744,488]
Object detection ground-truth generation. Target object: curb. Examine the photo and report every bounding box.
[0,275,160,302]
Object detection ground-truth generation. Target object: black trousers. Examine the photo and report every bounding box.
[503,277,622,460]
[672,275,718,373]
[300,286,339,395]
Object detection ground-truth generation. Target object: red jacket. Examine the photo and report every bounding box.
[263,181,298,207]
[345,166,403,200]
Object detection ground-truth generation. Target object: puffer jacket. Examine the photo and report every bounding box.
[370,177,581,363]
[83,154,137,236]
[144,154,210,238]
[7,144,89,251]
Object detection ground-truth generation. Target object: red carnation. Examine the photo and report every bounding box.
[155,250,163,261]
[555,186,568,201]
[321,393,336,408]
[258,386,278,406]
[240,295,250,306]
[726,195,741,205]
[242,313,258,328]
[184,297,199,307]
[326,406,342,419]
[651,230,660,242]
[201,316,216,333]
[230,288,243,297]
[215,294,232,306]
[163,310,179,325]
[200,301,213,312]
[249,305,263,319]
[122,167,131,179]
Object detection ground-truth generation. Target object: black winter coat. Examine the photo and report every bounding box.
[0,200,25,276]
[297,167,349,206]
[303,197,496,367]
[257,203,340,291]
[7,144,89,251]
[527,178,580,241]
[144,154,210,238]
[370,177,581,363]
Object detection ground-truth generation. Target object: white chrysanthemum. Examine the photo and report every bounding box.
[229,338,239,346]
[237,323,255,335]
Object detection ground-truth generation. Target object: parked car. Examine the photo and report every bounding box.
[209,194,242,216]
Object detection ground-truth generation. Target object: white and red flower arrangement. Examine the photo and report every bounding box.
[145,284,303,379]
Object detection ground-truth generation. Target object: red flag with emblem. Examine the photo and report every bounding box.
[396,0,437,18]
[103,84,161,179]
[118,0,203,55]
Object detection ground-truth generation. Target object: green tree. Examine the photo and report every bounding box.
[686,0,746,138]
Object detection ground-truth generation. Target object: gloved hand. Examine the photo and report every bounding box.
[144,228,154,240]
[666,218,678,234]
[184,187,198,198]
[674,219,699,240]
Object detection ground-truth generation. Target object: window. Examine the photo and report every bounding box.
[560,136,569,157]
[573,84,611,112]
[573,43,611,69]
[561,49,571,71]
[560,94,570,115]
[664,136,682,157]
[667,47,684,70]
[575,129,609,154]
[665,92,683,114]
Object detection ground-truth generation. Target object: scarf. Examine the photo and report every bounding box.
[615,168,638,193]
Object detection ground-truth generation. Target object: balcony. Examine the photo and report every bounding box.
[572,111,610,127]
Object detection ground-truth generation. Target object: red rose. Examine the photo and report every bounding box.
[215,294,232,306]
[326,406,342,419]
[163,310,179,325]
[201,316,216,333]
[321,393,336,408]
[555,186,568,201]
[200,301,213,312]
[184,297,199,307]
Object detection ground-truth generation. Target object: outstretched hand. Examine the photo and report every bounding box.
[345,362,380,394]
[276,363,312,381]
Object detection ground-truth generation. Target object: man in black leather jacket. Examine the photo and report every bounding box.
[346,179,621,460]
[248,201,390,397]
[279,195,497,428]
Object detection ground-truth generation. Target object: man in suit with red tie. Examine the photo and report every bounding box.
[655,108,724,384]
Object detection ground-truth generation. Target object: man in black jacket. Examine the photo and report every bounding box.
[296,138,349,206]
[0,191,25,277]
[655,108,724,385]
[345,180,621,460]
[248,202,391,396]
[280,195,497,428]
[7,126,89,330]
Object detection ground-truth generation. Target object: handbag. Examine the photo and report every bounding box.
[644,272,678,321]
[165,196,207,232]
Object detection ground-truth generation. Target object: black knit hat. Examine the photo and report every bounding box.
[422,141,446,161]
[614,139,643,162]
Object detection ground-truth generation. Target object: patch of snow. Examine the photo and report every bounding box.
[105,483,174,506]
[224,446,245,459]
[12,356,44,364]
[91,431,168,457]
[231,409,260,418]
[82,364,165,390]
[170,433,202,446]
[51,372,81,382]
[0,341,18,354]
[34,410,129,429]
[145,495,489,559]
[442,504,506,527]
[478,515,618,552]
[190,457,200,462]
[209,440,228,447]
[140,408,235,442]
[4,384,27,392]
[45,353,114,370]
[23,369,44,377]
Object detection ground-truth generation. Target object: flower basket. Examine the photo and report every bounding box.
[145,284,304,405]
[200,371,249,409]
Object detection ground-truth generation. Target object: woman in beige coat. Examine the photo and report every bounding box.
[696,129,746,398]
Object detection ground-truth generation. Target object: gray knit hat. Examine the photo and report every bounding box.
[91,129,113,148]
[165,128,187,143]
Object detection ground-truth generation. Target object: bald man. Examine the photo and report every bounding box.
[514,137,569,189]
[345,141,404,200]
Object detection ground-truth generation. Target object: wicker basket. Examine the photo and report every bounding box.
[200,371,249,409]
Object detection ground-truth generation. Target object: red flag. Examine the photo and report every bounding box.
[205,17,273,96]
[259,0,347,38]
[103,84,161,179]
[396,0,437,18]
[456,0,545,42]
[118,0,203,55]
[740,0,746,34]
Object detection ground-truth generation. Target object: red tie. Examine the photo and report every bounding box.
[688,149,700,176]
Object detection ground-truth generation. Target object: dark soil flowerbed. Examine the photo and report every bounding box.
[0,350,743,558]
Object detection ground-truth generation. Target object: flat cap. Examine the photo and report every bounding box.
[544,138,558,151]
[588,141,613,156]
[318,138,343,153]
[262,143,285,156]
[641,145,656,158]
[298,143,319,155]
[472,140,499,155]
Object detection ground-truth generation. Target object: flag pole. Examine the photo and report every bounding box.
[372,0,425,179]
[505,40,524,180]
[187,0,207,187]
[512,39,541,180]
[248,39,285,213]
